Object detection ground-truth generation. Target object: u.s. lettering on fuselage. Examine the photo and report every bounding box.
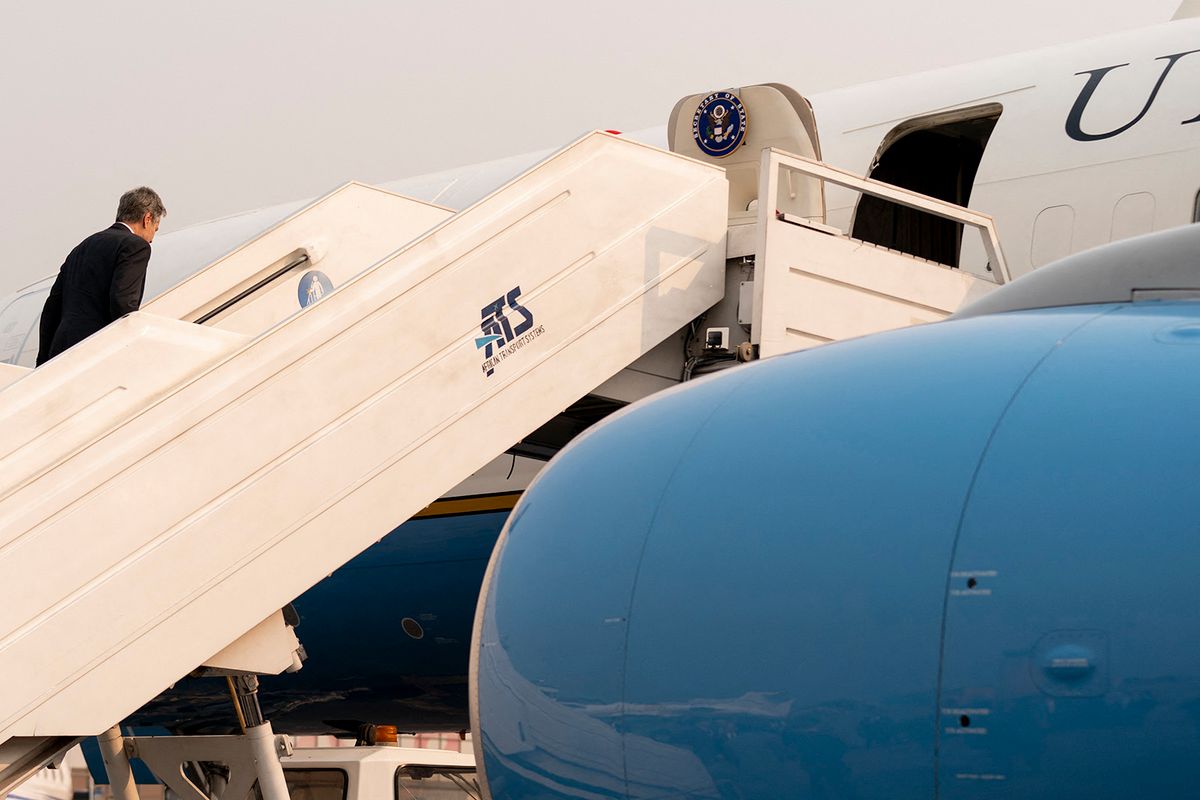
[1067,47,1200,141]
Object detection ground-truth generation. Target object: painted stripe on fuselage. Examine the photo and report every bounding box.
[413,491,523,519]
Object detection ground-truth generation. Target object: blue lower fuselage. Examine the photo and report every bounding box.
[134,506,512,734]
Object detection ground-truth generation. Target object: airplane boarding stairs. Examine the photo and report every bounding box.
[0,131,1010,793]
[0,131,729,790]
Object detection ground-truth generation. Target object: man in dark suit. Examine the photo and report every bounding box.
[36,186,167,366]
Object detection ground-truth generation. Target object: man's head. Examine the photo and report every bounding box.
[116,186,166,243]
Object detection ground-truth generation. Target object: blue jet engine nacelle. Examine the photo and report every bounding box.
[470,225,1200,798]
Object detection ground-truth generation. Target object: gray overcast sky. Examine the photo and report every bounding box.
[0,0,1182,290]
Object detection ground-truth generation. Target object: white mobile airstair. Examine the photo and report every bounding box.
[0,131,728,790]
[0,82,1014,797]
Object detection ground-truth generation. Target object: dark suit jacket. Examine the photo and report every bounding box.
[36,223,151,365]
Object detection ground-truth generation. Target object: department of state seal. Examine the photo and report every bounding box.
[692,91,748,158]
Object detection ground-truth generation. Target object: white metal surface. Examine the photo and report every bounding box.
[0,186,450,535]
[283,746,474,769]
[144,182,452,335]
[200,610,302,675]
[0,132,727,785]
[125,724,293,800]
[0,365,28,392]
[0,316,246,491]
[752,149,1007,358]
[97,728,137,800]
[285,745,475,800]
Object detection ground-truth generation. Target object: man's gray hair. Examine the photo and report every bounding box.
[115,186,166,224]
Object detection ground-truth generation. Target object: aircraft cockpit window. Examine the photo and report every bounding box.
[851,103,1003,270]
[395,766,480,800]
[281,768,348,800]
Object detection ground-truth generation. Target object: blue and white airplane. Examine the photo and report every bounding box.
[3,6,1199,739]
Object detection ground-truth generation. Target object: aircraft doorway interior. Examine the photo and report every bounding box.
[851,104,1002,268]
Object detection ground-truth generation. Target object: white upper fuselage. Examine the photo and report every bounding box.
[813,17,1200,275]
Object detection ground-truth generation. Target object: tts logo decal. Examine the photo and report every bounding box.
[476,286,545,377]
[1067,48,1200,141]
